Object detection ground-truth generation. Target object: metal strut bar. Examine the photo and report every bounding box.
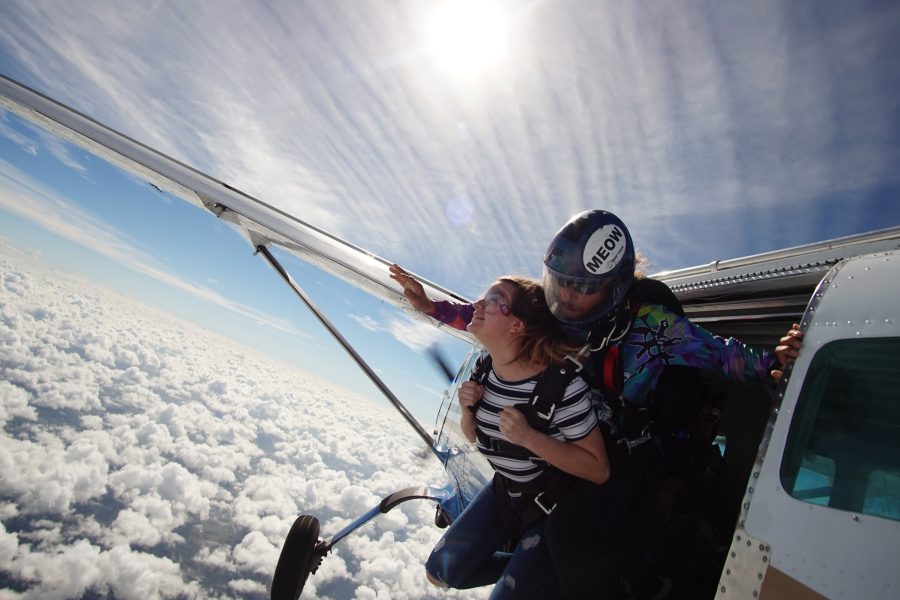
[255,244,435,448]
[323,486,452,549]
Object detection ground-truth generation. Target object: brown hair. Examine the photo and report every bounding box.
[497,276,582,366]
[634,251,649,279]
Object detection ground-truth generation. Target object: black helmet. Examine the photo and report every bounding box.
[542,210,635,324]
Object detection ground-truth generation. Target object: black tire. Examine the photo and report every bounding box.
[271,515,321,600]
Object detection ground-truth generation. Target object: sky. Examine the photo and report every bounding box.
[1,0,900,597]
[2,1,899,292]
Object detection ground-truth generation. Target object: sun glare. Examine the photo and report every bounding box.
[426,1,509,78]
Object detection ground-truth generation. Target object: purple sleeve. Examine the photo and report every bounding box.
[427,300,474,331]
[640,305,778,381]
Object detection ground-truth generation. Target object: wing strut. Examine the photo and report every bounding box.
[255,244,435,448]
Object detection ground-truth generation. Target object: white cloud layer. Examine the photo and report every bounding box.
[0,250,487,599]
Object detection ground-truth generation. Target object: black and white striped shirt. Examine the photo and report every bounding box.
[474,356,598,485]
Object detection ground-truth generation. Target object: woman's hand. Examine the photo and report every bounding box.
[498,407,535,447]
[457,381,484,412]
[389,264,435,314]
[457,381,483,443]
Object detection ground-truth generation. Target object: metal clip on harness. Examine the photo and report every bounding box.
[617,423,655,455]
[534,492,558,515]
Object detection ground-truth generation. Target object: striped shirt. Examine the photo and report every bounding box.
[474,354,598,485]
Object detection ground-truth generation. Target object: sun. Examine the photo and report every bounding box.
[426,0,509,78]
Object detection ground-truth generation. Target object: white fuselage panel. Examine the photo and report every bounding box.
[745,251,900,599]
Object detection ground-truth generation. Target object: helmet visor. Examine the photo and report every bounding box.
[543,266,617,324]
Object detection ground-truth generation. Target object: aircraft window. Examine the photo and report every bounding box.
[780,338,900,521]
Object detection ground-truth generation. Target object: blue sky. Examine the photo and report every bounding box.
[2,0,900,423]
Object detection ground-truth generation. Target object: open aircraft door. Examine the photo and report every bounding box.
[718,251,900,599]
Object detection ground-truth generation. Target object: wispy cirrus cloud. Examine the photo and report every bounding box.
[0,111,37,155]
[38,127,89,175]
[386,317,445,352]
[1,1,898,288]
[1,113,91,175]
[348,309,444,352]
[348,313,383,333]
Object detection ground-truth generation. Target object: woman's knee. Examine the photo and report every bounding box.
[425,541,457,588]
[426,569,448,588]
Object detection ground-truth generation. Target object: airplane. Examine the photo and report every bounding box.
[2,73,899,599]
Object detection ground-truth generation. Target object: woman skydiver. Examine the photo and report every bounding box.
[422,275,609,599]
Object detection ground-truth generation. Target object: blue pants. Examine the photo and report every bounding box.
[425,483,561,599]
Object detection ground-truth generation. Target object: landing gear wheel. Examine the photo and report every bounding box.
[271,515,322,600]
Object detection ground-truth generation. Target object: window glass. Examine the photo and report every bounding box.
[780,338,900,521]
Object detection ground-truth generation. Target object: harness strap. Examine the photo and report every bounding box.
[525,358,582,430]
[492,470,575,545]
[474,428,547,464]
[603,345,620,395]
[466,353,492,415]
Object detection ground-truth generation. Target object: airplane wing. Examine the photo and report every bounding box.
[0,74,474,344]
[653,227,900,347]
